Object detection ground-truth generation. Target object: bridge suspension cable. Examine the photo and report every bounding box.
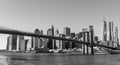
[0,25,33,34]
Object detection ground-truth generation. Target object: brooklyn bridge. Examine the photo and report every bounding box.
[0,25,119,55]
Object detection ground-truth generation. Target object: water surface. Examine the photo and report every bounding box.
[0,53,120,65]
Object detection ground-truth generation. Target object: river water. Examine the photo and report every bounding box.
[0,53,120,65]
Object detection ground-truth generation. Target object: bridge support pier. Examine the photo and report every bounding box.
[90,31,94,54]
[82,32,85,54]
[82,32,89,54]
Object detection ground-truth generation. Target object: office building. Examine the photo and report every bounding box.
[25,39,29,51]
[114,27,119,47]
[55,29,59,49]
[7,35,17,51]
[6,36,10,50]
[38,30,44,48]
[71,33,78,48]
[109,22,114,47]
[71,33,75,38]
[103,20,107,46]
[94,36,98,44]
[47,25,55,49]
[17,35,24,51]
[63,27,71,37]
[63,27,71,49]
[59,34,66,49]
[33,29,40,49]
[47,28,53,49]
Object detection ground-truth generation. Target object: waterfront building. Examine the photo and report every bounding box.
[39,38,43,48]
[55,29,60,49]
[114,27,119,47]
[40,30,43,35]
[59,34,66,49]
[47,28,53,49]
[78,32,83,39]
[39,30,44,48]
[17,35,24,51]
[31,37,34,50]
[33,29,40,49]
[78,32,84,48]
[71,33,75,38]
[43,38,49,48]
[26,39,33,51]
[7,35,17,51]
[71,33,76,48]
[23,39,29,51]
[94,36,99,44]
[6,36,10,50]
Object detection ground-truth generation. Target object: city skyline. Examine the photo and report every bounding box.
[0,0,120,49]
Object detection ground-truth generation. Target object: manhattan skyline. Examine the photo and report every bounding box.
[0,0,120,49]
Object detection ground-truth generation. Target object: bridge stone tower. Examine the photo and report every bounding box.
[89,25,94,54]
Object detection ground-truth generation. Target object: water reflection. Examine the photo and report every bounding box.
[0,55,9,65]
[0,54,120,65]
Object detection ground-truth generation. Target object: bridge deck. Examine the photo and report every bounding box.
[0,29,119,50]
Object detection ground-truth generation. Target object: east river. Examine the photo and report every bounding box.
[0,53,120,65]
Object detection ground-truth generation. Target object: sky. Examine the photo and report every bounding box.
[0,0,120,49]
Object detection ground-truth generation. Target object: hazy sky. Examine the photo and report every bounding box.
[0,0,120,49]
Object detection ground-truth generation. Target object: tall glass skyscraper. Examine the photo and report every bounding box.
[103,20,107,46]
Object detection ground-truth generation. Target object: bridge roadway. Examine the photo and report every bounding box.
[0,29,119,50]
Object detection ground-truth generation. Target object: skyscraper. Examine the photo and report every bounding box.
[103,20,107,46]
[109,22,114,47]
[63,27,71,49]
[63,27,71,37]
[47,25,55,49]
[114,27,119,47]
